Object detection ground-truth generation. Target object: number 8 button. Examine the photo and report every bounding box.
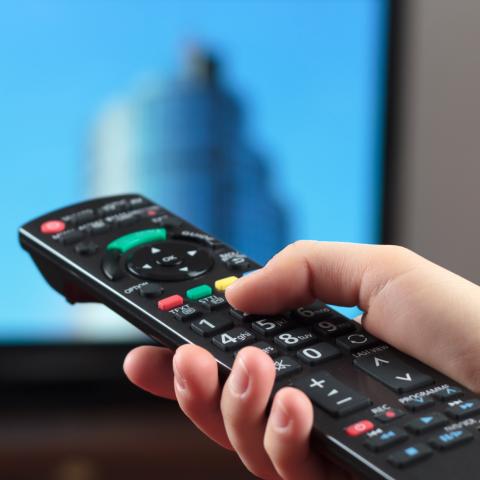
[274,327,317,350]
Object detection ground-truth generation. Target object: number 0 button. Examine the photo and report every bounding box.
[297,342,341,366]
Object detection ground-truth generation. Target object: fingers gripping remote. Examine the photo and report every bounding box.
[20,194,480,480]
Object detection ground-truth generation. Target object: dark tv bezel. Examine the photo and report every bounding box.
[2,1,402,390]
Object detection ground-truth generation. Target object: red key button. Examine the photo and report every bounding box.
[158,295,183,311]
[344,419,375,437]
[40,220,66,234]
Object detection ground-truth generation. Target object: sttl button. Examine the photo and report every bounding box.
[158,295,183,311]
[41,220,66,234]
[345,420,375,437]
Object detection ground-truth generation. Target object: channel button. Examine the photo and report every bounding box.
[353,350,434,393]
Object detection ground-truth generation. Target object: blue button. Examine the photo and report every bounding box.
[405,447,419,457]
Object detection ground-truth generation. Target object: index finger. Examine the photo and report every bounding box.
[225,241,420,314]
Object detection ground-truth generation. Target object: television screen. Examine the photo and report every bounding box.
[1,0,390,343]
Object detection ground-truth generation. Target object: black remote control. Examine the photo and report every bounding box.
[19,194,480,480]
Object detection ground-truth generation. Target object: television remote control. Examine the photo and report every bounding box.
[19,194,480,480]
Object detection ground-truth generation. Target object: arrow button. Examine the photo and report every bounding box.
[354,350,434,393]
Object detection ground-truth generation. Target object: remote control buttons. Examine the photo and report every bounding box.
[127,241,213,281]
[248,341,279,358]
[107,228,167,253]
[293,371,371,417]
[353,351,434,393]
[314,318,356,338]
[375,408,406,423]
[388,444,432,468]
[41,220,66,234]
[158,295,183,311]
[274,356,302,379]
[218,251,251,271]
[296,342,341,366]
[251,317,293,337]
[274,328,317,351]
[229,309,260,322]
[433,386,464,402]
[214,276,238,291]
[74,240,98,256]
[429,429,473,450]
[402,397,435,412]
[336,332,379,352]
[363,428,408,452]
[58,229,86,245]
[405,413,448,434]
[138,283,164,299]
[191,317,233,337]
[102,249,123,280]
[445,399,480,420]
[198,294,227,311]
[186,284,212,300]
[344,419,375,437]
[212,327,255,351]
[291,301,341,324]
[169,303,200,321]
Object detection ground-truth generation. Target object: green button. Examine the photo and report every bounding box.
[186,284,212,300]
[107,228,167,253]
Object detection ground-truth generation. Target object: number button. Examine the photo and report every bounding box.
[274,328,317,351]
[297,342,341,366]
[229,309,260,322]
[251,317,292,336]
[212,327,256,351]
[292,301,345,325]
[191,317,233,337]
[314,318,356,338]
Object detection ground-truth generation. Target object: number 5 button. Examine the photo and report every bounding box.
[297,342,341,366]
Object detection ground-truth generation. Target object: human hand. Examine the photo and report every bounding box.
[124,242,480,479]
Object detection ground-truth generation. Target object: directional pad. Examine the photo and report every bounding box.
[126,241,213,281]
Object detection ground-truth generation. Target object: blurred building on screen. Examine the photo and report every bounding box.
[89,47,287,264]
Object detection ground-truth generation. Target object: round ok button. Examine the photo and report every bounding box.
[160,254,182,266]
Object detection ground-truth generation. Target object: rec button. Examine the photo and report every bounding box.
[41,220,66,234]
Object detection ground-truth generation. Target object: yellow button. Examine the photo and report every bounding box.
[215,276,238,291]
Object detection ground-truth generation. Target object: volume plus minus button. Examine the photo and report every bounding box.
[102,249,123,280]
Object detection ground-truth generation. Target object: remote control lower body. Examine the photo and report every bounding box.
[19,194,480,480]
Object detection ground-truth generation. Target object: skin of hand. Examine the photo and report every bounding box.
[123,242,480,480]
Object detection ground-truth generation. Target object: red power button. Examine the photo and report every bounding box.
[40,220,66,234]
[344,420,375,437]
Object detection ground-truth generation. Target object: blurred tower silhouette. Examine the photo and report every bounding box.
[90,47,287,263]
